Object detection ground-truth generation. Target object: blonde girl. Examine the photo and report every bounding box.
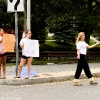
[74,32,100,86]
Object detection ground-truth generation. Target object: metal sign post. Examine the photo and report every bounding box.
[27,0,31,30]
[7,0,24,76]
[15,11,19,76]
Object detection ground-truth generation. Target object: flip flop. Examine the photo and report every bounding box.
[1,77,6,79]
[25,77,29,79]
[17,76,20,78]
[13,76,17,79]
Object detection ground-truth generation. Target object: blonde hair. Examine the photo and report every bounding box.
[76,32,84,44]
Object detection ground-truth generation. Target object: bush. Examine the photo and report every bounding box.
[40,44,76,51]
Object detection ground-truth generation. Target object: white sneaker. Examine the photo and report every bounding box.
[89,81,98,85]
[74,82,82,86]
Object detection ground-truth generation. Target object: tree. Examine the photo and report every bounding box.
[0,0,24,33]
[0,0,11,28]
[70,0,100,43]
[45,0,100,44]
[31,0,49,43]
[1,0,100,44]
[45,0,78,43]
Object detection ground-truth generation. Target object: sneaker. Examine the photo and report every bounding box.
[74,82,82,86]
[89,81,98,85]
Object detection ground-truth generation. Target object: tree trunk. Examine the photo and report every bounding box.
[84,0,93,44]
[85,25,93,44]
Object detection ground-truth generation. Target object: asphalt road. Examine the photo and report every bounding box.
[0,78,100,100]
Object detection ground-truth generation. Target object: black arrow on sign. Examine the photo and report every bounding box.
[14,0,20,10]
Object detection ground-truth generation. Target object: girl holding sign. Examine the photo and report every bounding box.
[17,30,33,79]
[0,28,7,79]
[74,32,100,86]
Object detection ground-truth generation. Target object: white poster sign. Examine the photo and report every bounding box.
[23,40,39,57]
[7,0,24,12]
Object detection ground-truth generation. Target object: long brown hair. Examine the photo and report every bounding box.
[0,28,3,31]
[25,29,30,34]
[76,32,84,44]
[0,28,3,36]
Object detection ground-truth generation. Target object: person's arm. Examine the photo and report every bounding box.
[19,38,24,49]
[76,49,80,59]
[20,43,24,49]
[0,39,2,42]
[76,42,81,59]
[87,42,100,49]
[0,37,3,42]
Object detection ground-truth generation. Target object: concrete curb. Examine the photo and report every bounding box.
[0,72,100,85]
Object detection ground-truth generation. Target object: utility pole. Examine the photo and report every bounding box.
[22,0,31,38]
[27,0,31,30]
[22,1,27,38]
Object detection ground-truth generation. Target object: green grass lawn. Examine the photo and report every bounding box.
[45,36,99,47]
[46,36,54,40]
[43,39,100,52]
[45,41,61,46]
[45,40,75,47]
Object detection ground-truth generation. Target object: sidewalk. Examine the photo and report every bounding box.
[0,63,100,85]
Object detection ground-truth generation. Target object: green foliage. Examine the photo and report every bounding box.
[0,0,24,31]
[71,0,100,43]
[31,0,49,43]
[40,41,76,51]
[45,41,59,46]
[46,0,100,44]
[46,36,54,40]
[46,0,78,43]
[0,0,100,46]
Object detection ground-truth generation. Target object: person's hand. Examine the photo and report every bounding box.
[20,43,24,49]
[96,41,100,45]
[76,55,80,59]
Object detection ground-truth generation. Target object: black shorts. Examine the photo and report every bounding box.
[21,55,31,59]
[0,53,7,57]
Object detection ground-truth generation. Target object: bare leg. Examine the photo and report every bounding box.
[17,58,26,78]
[25,57,33,79]
[2,55,7,78]
[0,57,2,78]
